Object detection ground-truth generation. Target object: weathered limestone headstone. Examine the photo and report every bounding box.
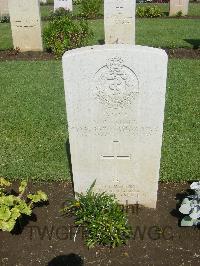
[8,0,43,52]
[54,0,73,12]
[104,0,136,44]
[0,0,9,17]
[169,0,189,16]
[62,45,168,208]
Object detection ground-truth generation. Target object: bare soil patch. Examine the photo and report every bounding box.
[0,182,200,266]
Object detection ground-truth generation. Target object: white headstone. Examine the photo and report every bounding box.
[54,0,72,12]
[0,0,9,17]
[40,0,47,4]
[8,0,43,52]
[169,0,189,16]
[104,0,135,44]
[62,45,168,208]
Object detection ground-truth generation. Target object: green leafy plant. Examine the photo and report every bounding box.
[73,0,82,4]
[176,11,183,17]
[61,181,131,248]
[0,16,10,23]
[80,0,102,19]
[179,181,200,227]
[136,5,162,18]
[43,8,93,57]
[0,177,48,232]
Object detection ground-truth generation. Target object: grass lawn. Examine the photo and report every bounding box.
[0,23,13,50]
[88,18,200,48]
[0,59,199,182]
[0,61,70,182]
[0,18,200,51]
[137,3,200,17]
[136,18,200,48]
[40,4,53,19]
[39,2,200,19]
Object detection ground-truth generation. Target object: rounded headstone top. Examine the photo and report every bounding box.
[62,45,168,59]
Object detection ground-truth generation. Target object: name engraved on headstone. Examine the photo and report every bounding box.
[69,124,159,137]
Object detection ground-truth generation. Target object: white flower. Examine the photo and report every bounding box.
[190,181,200,191]
[179,203,191,214]
[189,207,200,219]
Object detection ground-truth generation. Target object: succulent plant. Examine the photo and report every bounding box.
[179,181,200,227]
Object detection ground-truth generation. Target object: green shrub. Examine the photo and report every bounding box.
[0,16,10,23]
[0,177,48,232]
[136,5,162,18]
[136,6,146,17]
[80,0,102,19]
[43,9,93,57]
[61,181,131,248]
[176,11,183,17]
[73,0,82,4]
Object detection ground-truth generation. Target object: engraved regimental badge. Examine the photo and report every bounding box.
[94,57,139,109]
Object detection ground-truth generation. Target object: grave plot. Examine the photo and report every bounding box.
[0,0,199,265]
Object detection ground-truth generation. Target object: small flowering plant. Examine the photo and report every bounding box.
[61,180,131,248]
[179,181,200,227]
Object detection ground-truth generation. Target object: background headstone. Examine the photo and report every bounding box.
[40,0,47,4]
[104,0,136,44]
[8,0,43,52]
[54,0,73,12]
[62,45,168,208]
[169,0,189,16]
[0,0,9,17]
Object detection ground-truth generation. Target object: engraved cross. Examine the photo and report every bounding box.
[101,141,131,182]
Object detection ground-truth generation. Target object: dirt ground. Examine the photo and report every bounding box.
[0,48,199,61]
[0,182,200,266]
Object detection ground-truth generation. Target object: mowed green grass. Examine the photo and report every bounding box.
[39,2,200,18]
[137,3,200,16]
[160,59,200,182]
[40,4,53,19]
[136,18,200,48]
[0,61,70,181]
[0,23,13,50]
[0,59,199,182]
[88,18,200,49]
[0,18,199,51]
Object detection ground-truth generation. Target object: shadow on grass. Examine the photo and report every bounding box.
[48,254,84,266]
[184,39,200,49]
[98,39,105,45]
[163,11,169,17]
